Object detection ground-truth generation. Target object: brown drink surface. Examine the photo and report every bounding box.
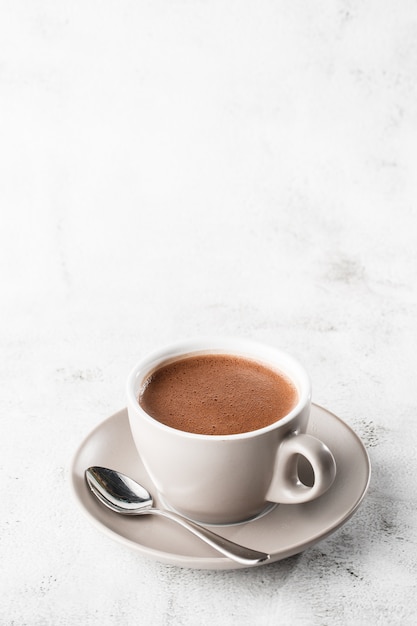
[139,354,298,435]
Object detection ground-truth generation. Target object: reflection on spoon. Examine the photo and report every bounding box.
[85,466,270,566]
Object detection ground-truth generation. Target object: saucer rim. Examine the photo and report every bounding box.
[70,404,371,569]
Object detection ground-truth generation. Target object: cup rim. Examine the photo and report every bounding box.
[126,337,312,440]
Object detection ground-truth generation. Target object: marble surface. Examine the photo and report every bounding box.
[1,1,417,624]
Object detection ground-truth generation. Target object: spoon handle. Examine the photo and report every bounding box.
[146,508,270,565]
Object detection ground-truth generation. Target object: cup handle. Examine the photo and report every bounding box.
[266,433,336,504]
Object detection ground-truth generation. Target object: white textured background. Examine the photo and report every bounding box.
[1,1,417,624]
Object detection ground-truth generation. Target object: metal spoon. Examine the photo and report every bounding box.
[85,466,270,565]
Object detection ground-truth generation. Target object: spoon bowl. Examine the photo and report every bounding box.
[85,466,270,566]
[86,466,153,513]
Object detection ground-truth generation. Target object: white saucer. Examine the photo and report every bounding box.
[70,404,371,570]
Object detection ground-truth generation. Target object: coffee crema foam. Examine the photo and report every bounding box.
[139,354,298,435]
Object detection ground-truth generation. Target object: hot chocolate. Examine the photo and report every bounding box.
[139,353,298,435]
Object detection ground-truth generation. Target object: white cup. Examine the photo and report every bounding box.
[127,338,336,525]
